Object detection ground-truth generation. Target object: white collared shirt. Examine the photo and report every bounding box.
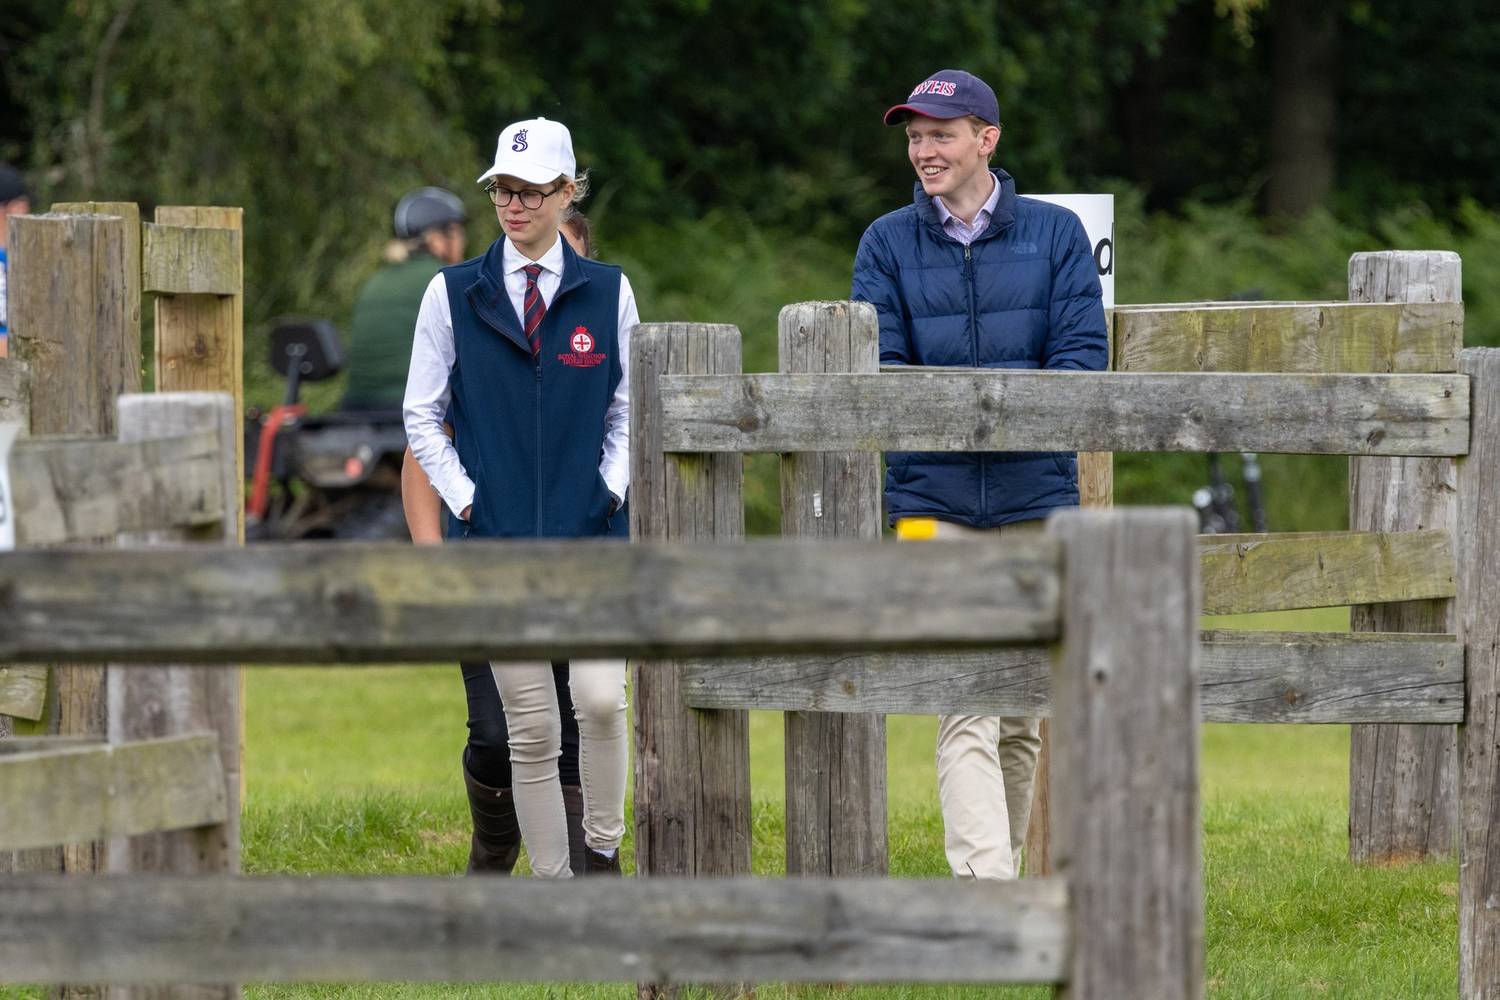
[934,172,1001,246]
[403,234,636,519]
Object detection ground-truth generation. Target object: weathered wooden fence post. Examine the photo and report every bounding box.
[8,210,141,888]
[0,357,33,878]
[630,323,750,997]
[1457,347,1500,997]
[1348,250,1461,863]
[108,391,240,1000]
[146,205,246,818]
[1049,507,1202,1000]
[779,301,886,876]
[1025,314,1116,877]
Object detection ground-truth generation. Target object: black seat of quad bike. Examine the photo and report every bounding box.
[270,318,344,381]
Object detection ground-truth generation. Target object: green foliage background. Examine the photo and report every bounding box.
[2,0,1497,531]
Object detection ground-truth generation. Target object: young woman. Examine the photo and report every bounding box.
[404,118,635,878]
[400,210,603,878]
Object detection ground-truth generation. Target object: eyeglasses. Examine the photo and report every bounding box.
[485,183,564,210]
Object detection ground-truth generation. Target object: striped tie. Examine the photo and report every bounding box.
[523,263,546,356]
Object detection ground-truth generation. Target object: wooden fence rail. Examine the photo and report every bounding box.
[681,630,1462,724]
[0,875,1069,985]
[1112,299,1462,374]
[0,539,1062,662]
[0,734,226,851]
[656,370,1470,456]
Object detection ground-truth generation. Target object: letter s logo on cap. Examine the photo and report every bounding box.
[512,129,529,152]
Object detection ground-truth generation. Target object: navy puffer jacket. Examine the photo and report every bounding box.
[851,168,1108,528]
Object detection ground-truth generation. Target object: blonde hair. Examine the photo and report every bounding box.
[565,168,590,205]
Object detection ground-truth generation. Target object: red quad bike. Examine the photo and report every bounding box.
[244,319,409,540]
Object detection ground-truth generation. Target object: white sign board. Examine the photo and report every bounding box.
[1027,193,1114,309]
[0,422,18,551]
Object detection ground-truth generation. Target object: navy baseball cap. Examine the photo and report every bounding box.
[883,69,1000,127]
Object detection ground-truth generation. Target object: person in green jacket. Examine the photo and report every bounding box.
[340,187,469,410]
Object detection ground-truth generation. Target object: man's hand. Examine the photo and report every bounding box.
[461,504,472,522]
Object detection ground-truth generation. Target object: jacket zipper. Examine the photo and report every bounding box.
[964,242,987,520]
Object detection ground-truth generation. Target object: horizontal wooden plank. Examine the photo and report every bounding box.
[0,539,1061,662]
[1114,301,1462,374]
[682,631,1461,724]
[0,357,30,427]
[141,223,242,295]
[658,371,1470,457]
[1200,529,1453,614]
[0,733,227,850]
[0,874,1068,984]
[0,664,48,720]
[0,736,100,755]
[9,429,225,545]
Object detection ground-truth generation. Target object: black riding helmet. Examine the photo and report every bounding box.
[393,186,466,240]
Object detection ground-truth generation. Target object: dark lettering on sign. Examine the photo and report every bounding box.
[1093,222,1114,277]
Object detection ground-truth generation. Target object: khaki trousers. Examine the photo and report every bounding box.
[906,517,1045,881]
[489,659,627,879]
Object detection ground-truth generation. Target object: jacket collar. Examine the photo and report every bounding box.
[463,235,591,354]
[912,167,1017,242]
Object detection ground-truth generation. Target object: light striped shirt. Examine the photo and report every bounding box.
[933,173,1001,246]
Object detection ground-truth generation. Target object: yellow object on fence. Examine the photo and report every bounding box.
[895,517,939,541]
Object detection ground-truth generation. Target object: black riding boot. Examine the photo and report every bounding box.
[562,785,588,876]
[463,760,521,875]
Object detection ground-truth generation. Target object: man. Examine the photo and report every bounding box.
[341,186,467,410]
[404,117,635,879]
[851,69,1107,880]
[0,164,32,358]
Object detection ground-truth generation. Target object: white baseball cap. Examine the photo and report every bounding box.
[477,117,576,186]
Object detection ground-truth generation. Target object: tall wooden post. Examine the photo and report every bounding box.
[1457,347,1500,997]
[109,392,241,1000]
[8,211,142,887]
[149,206,246,819]
[1024,310,1114,877]
[1050,507,1202,1000]
[630,323,750,879]
[0,357,33,877]
[1348,250,1461,863]
[151,207,244,526]
[778,301,887,876]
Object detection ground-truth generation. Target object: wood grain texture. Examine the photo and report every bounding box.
[8,209,142,884]
[658,371,1470,456]
[0,539,1062,663]
[777,301,886,879]
[153,207,244,529]
[0,357,30,428]
[8,430,225,546]
[681,631,1459,724]
[0,875,1068,985]
[1456,348,1500,997]
[0,665,48,721]
[141,224,242,295]
[1114,301,1462,374]
[0,734,226,851]
[1050,508,1202,1000]
[105,394,243,1000]
[629,324,753,898]
[1348,250,1462,866]
[1200,529,1454,614]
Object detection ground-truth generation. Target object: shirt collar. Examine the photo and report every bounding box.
[502,234,565,277]
[934,171,1001,227]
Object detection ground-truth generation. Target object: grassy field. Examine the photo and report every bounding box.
[4,608,1459,999]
